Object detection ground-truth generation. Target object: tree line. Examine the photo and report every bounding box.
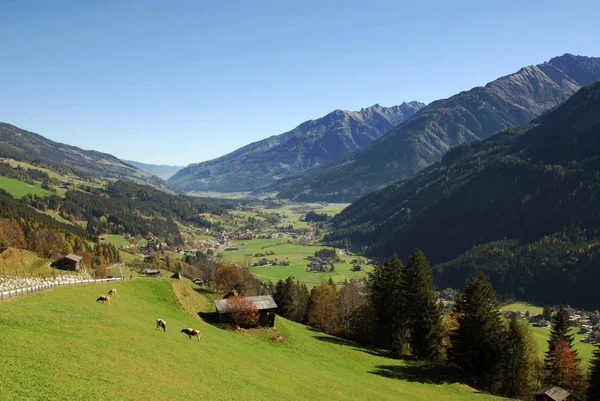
[272,249,600,400]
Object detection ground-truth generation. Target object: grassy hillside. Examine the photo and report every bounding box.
[0,279,506,400]
[0,248,51,274]
[0,176,53,198]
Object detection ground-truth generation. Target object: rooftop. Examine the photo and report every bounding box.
[534,386,570,401]
[215,295,277,314]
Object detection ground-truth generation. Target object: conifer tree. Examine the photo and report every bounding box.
[500,315,531,399]
[588,344,600,401]
[546,305,575,355]
[449,273,505,393]
[401,249,444,362]
[368,255,404,350]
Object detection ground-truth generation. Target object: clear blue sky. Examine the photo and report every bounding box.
[1,0,599,166]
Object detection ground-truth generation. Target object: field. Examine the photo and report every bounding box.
[223,239,372,286]
[0,176,53,198]
[100,234,131,248]
[503,303,595,367]
[0,278,505,400]
[260,202,350,229]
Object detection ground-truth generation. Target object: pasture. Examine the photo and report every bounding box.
[100,234,131,248]
[0,176,53,198]
[223,239,372,286]
[502,302,543,316]
[0,278,506,401]
[0,248,52,275]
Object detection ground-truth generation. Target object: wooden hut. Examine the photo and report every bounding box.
[535,386,570,401]
[215,295,277,327]
[144,268,161,277]
[51,254,82,271]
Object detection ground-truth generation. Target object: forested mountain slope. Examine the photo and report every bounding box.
[269,54,600,202]
[327,81,600,306]
[123,160,184,180]
[0,123,173,192]
[168,102,424,193]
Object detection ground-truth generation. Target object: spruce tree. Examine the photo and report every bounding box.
[368,255,404,350]
[401,249,444,362]
[588,344,600,401]
[547,305,575,354]
[449,273,505,393]
[500,315,531,399]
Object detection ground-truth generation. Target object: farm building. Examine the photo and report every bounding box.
[534,386,570,401]
[214,295,277,327]
[144,268,161,277]
[51,254,82,271]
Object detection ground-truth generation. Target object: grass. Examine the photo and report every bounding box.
[0,278,506,400]
[0,176,53,198]
[0,248,52,275]
[502,302,543,316]
[100,234,131,248]
[528,324,595,368]
[223,239,372,286]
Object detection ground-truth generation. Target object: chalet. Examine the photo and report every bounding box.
[280,260,290,266]
[144,268,161,277]
[51,254,82,271]
[214,295,277,327]
[534,386,570,401]
[224,246,240,251]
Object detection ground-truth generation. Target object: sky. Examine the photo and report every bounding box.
[1,0,599,166]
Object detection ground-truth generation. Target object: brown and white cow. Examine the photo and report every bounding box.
[156,319,167,332]
[181,328,201,342]
[96,295,111,305]
[108,288,117,295]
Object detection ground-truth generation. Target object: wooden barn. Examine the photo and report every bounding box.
[144,268,161,277]
[215,295,277,327]
[51,253,82,271]
[535,386,570,401]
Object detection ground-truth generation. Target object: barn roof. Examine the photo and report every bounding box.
[215,295,277,314]
[534,386,570,401]
[54,253,82,262]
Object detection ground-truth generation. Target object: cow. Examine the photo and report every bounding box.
[108,288,117,295]
[96,295,111,305]
[181,328,201,342]
[156,319,167,332]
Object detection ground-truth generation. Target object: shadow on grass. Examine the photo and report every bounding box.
[313,335,402,360]
[370,363,465,385]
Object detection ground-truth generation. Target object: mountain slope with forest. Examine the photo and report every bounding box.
[268,54,600,202]
[328,80,600,306]
[168,102,424,193]
[0,123,173,192]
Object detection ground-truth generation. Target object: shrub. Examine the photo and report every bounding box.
[225,296,259,328]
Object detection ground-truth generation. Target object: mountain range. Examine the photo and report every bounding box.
[167,102,425,194]
[123,160,184,180]
[266,54,600,202]
[0,123,173,192]
[328,79,600,306]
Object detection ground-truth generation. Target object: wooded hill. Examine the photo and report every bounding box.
[327,80,600,307]
[267,54,600,202]
[168,102,424,193]
[0,122,173,192]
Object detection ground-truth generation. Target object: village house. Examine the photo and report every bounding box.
[143,268,161,277]
[534,386,570,401]
[51,253,82,271]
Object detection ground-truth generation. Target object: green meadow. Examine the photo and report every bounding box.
[0,176,53,198]
[0,278,506,400]
[223,239,372,286]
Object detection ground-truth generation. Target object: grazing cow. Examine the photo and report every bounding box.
[156,319,167,332]
[96,295,111,305]
[108,288,117,295]
[181,328,201,342]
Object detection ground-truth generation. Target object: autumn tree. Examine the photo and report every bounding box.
[401,249,444,362]
[546,339,586,399]
[215,265,241,293]
[308,283,340,334]
[0,218,26,249]
[225,296,259,328]
[450,273,505,393]
[338,279,365,339]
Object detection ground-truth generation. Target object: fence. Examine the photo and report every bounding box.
[0,276,132,300]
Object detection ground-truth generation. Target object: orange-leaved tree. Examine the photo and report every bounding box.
[546,339,586,396]
[215,265,241,293]
[224,296,259,328]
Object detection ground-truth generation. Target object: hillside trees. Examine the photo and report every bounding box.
[499,315,534,399]
[450,273,505,393]
[307,283,340,334]
[588,345,600,401]
[0,218,26,249]
[338,279,365,340]
[400,249,444,362]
